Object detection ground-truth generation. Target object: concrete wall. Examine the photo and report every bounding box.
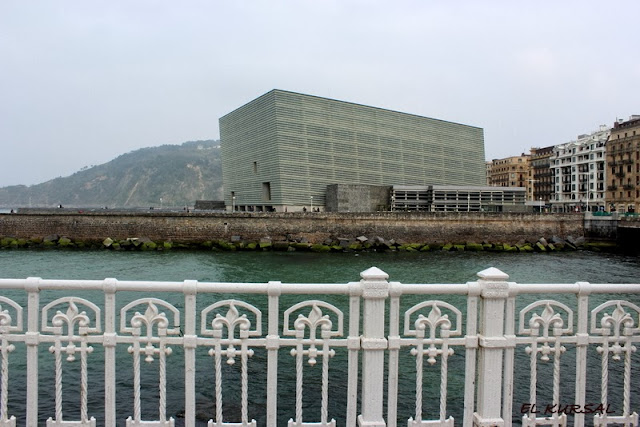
[194,200,225,210]
[325,184,391,212]
[0,211,585,244]
[584,213,619,240]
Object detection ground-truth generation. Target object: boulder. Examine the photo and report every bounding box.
[273,241,290,251]
[44,234,60,243]
[217,240,237,251]
[466,242,484,251]
[0,237,16,247]
[356,235,368,243]
[57,237,73,247]
[338,239,351,248]
[141,241,157,251]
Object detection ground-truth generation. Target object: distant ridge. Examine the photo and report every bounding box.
[0,140,223,209]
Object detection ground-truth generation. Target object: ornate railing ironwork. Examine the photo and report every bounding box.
[0,268,639,426]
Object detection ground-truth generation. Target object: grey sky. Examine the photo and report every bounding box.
[1,1,639,187]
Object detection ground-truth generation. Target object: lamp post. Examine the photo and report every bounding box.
[539,197,543,215]
[232,196,236,212]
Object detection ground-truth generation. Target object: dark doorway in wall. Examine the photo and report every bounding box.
[262,182,271,201]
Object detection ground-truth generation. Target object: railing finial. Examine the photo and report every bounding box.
[360,266,389,281]
[477,267,509,281]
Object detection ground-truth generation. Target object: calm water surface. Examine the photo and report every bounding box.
[2,248,639,283]
[1,249,639,426]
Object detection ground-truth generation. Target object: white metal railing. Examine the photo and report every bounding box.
[0,267,639,426]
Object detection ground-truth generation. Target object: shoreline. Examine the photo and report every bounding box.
[0,234,618,253]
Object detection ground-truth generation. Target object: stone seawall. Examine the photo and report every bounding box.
[0,211,584,245]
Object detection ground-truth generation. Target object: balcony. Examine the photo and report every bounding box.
[623,184,635,190]
[607,185,618,191]
[0,268,639,426]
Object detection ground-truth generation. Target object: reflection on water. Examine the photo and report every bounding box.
[0,250,639,425]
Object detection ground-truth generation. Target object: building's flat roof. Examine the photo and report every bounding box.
[221,88,483,130]
[393,185,525,191]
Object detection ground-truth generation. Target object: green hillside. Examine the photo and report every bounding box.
[0,140,223,208]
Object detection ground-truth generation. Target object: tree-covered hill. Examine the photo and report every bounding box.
[0,140,223,208]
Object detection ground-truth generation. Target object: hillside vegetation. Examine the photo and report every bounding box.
[0,140,223,208]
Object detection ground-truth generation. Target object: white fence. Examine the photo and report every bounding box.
[0,267,639,426]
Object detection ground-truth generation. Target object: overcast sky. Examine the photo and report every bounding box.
[1,1,639,187]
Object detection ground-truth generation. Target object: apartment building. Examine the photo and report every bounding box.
[550,126,609,212]
[528,146,555,208]
[606,116,640,213]
[487,154,530,188]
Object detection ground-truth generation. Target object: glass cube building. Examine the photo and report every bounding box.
[220,89,486,212]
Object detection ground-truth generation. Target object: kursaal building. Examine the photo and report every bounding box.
[220,89,486,212]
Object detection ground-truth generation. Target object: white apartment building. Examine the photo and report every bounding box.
[550,125,609,212]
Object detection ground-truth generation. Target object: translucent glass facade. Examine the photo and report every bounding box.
[220,90,486,211]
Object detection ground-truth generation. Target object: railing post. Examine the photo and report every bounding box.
[25,277,40,427]
[358,267,389,427]
[183,280,198,427]
[266,281,281,427]
[103,278,118,426]
[474,267,510,427]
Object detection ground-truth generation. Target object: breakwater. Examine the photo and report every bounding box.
[0,210,601,252]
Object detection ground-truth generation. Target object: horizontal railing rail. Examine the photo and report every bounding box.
[0,268,639,426]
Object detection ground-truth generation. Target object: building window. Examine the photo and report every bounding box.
[253,162,258,174]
